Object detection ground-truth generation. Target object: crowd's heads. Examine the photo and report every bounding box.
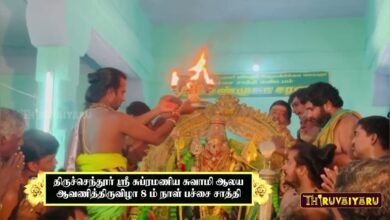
[282,142,336,189]
[126,101,151,116]
[288,88,309,119]
[85,67,127,110]
[21,129,59,172]
[269,100,292,128]
[0,108,26,158]
[335,158,390,219]
[352,116,389,159]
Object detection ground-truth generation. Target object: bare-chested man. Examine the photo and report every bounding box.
[305,82,360,167]
[65,67,190,220]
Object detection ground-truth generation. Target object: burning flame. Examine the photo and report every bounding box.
[188,50,215,86]
[170,71,179,87]
[189,52,206,81]
[169,48,216,98]
[203,69,215,85]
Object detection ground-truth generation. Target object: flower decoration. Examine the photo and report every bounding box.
[24,172,45,206]
[252,174,272,205]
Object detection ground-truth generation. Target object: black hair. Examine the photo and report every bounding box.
[358,116,389,150]
[288,88,309,105]
[85,67,127,108]
[269,100,292,121]
[290,142,336,188]
[21,129,59,163]
[335,158,390,219]
[126,101,151,116]
[306,82,343,107]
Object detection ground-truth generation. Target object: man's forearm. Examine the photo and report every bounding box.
[148,120,176,145]
[134,108,161,125]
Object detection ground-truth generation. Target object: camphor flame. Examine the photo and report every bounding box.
[170,71,179,87]
[189,51,206,81]
[169,48,216,99]
[188,50,215,86]
[203,69,215,85]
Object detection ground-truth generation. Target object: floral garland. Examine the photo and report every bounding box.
[272,177,280,215]
[181,150,194,171]
[24,172,45,206]
[138,206,155,220]
[252,175,273,205]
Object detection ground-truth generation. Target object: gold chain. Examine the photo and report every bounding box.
[88,103,115,112]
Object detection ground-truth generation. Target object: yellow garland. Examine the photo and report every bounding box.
[252,174,272,205]
[241,139,258,163]
[24,172,45,207]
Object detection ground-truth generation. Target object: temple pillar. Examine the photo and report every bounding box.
[26,0,90,167]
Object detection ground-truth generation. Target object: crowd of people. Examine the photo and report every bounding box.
[0,67,389,220]
[268,83,389,220]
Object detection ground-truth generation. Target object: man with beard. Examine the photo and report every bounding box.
[305,82,360,167]
[279,142,337,220]
[288,88,320,143]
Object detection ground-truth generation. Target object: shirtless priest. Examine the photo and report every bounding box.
[65,67,192,220]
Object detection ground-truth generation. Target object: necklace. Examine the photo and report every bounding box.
[89,103,115,112]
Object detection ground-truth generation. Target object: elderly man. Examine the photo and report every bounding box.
[3,129,60,220]
[0,108,25,219]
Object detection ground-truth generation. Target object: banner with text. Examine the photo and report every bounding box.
[40,172,261,206]
[208,71,328,97]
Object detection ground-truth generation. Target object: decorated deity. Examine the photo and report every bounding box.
[137,95,294,220]
[195,115,234,172]
[136,40,295,220]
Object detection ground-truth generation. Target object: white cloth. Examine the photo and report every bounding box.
[64,112,85,171]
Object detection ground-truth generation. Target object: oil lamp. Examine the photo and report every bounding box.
[169,49,216,107]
